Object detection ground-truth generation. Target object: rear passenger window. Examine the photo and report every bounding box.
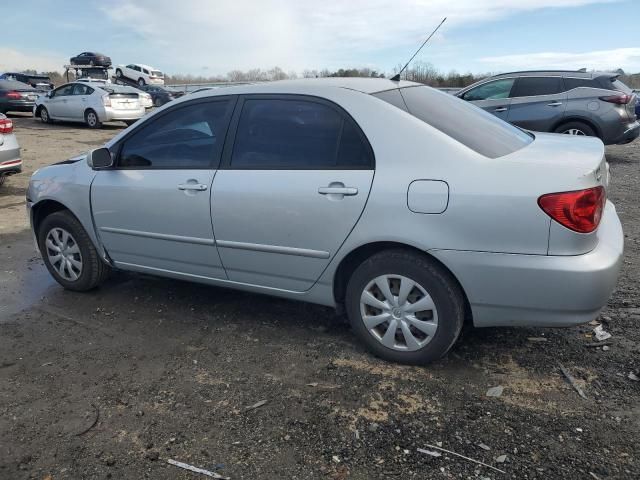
[230,98,373,169]
[118,100,233,169]
[563,78,596,90]
[511,77,563,97]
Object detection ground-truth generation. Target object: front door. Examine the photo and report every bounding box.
[507,76,568,131]
[91,97,236,279]
[211,96,375,292]
[47,84,75,118]
[460,78,515,120]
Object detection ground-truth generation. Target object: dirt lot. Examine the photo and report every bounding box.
[0,113,638,480]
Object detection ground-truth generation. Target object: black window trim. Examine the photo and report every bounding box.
[219,94,375,171]
[110,95,238,171]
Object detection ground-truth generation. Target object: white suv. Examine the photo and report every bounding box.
[115,64,164,86]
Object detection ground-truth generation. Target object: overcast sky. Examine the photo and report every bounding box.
[1,0,638,76]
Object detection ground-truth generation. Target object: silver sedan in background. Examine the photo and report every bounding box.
[26,78,623,364]
[0,113,21,187]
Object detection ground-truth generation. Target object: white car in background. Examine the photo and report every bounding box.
[34,82,145,128]
[115,64,165,86]
[77,78,153,109]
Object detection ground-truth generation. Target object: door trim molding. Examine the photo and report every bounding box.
[216,239,330,259]
[100,227,215,245]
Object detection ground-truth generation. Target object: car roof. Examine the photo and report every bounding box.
[191,78,422,97]
[487,70,618,79]
[135,64,157,70]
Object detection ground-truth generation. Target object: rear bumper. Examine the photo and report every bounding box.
[610,120,639,145]
[0,141,21,175]
[430,201,624,327]
[103,107,146,121]
[2,101,35,113]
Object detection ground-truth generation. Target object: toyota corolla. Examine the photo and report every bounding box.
[26,78,623,364]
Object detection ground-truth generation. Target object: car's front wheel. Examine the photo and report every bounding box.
[138,78,145,86]
[346,249,465,364]
[115,69,123,78]
[39,107,52,124]
[38,210,111,291]
[84,109,101,129]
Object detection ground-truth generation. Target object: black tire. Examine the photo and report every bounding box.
[154,97,162,108]
[40,106,52,124]
[124,120,136,126]
[553,121,596,138]
[345,249,465,364]
[0,176,6,187]
[138,78,145,86]
[115,69,122,78]
[38,210,111,291]
[84,109,101,129]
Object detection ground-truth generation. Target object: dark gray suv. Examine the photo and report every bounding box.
[457,70,639,145]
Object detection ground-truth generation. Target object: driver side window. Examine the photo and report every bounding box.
[463,79,515,101]
[117,99,234,169]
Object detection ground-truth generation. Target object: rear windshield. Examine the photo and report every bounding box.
[151,70,163,77]
[375,86,532,158]
[610,78,632,94]
[0,79,35,90]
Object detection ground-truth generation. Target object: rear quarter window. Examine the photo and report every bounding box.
[376,86,532,159]
[511,77,563,97]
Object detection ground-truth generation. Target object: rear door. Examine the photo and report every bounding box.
[459,78,515,120]
[507,76,567,131]
[91,97,236,279]
[211,95,375,292]
[70,84,94,120]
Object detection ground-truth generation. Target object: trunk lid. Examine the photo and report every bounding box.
[109,92,140,110]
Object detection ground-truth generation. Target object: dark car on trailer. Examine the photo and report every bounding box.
[457,70,639,145]
[0,72,53,92]
[0,80,39,114]
[69,52,112,67]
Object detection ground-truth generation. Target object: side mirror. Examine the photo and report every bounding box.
[87,147,113,169]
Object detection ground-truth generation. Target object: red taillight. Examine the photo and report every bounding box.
[599,93,632,104]
[538,186,605,234]
[4,91,21,100]
[0,118,13,134]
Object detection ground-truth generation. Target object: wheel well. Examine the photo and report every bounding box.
[332,242,473,324]
[32,200,69,237]
[35,105,44,115]
[553,117,601,139]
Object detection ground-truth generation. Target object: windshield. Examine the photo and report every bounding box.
[375,86,533,158]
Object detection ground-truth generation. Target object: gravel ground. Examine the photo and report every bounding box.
[0,113,638,479]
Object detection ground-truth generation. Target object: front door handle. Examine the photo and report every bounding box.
[318,186,358,196]
[178,183,208,191]
[494,107,508,112]
[547,101,563,107]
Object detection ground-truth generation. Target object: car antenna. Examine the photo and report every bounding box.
[391,17,447,82]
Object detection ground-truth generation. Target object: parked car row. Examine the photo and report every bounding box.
[458,70,639,145]
[0,72,53,92]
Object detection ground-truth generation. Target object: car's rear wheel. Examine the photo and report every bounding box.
[84,109,101,129]
[115,69,122,78]
[554,121,596,138]
[345,249,464,364]
[0,176,6,187]
[154,97,162,108]
[40,107,52,124]
[38,211,111,291]
[138,78,145,86]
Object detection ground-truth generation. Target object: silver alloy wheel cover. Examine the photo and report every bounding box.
[41,108,48,122]
[563,128,586,136]
[87,112,97,127]
[360,274,439,352]
[45,227,83,281]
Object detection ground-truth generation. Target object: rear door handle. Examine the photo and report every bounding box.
[494,107,508,112]
[178,183,208,191]
[547,101,563,107]
[318,186,358,196]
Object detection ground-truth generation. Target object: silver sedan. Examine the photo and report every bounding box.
[26,78,623,364]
